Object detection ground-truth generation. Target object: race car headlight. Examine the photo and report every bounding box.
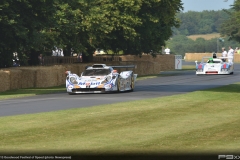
[101,80,107,84]
[69,76,78,84]
[221,68,229,71]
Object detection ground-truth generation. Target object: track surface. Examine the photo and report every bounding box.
[1,61,240,117]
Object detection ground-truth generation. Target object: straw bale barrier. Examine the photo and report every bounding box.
[20,68,37,88]
[233,54,240,62]
[0,55,175,92]
[8,69,22,90]
[0,69,22,91]
[0,70,10,92]
[35,67,57,88]
[185,53,240,62]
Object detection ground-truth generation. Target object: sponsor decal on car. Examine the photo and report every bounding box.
[79,82,101,85]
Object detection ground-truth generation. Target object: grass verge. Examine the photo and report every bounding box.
[0,83,240,153]
[0,85,66,100]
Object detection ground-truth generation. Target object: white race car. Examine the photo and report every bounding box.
[195,57,234,75]
[65,64,137,94]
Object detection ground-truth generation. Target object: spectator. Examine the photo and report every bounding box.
[227,46,234,64]
[221,47,227,62]
[164,47,170,54]
[77,53,82,62]
[38,54,44,65]
[52,47,64,56]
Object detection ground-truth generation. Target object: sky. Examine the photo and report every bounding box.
[181,0,235,12]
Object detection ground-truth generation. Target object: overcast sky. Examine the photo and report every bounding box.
[181,0,235,12]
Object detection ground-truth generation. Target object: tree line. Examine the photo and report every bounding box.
[0,0,183,67]
[168,0,240,56]
[166,35,240,56]
[173,10,230,36]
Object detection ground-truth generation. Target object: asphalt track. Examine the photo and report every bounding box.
[1,61,240,117]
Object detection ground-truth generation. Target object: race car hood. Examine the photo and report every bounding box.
[79,76,106,81]
[204,63,221,67]
[77,75,108,86]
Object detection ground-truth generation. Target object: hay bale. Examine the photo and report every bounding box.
[20,68,37,88]
[120,55,135,61]
[63,64,79,75]
[35,67,57,88]
[0,68,29,91]
[8,69,22,90]
[158,55,175,71]
[234,54,240,63]
[185,53,223,62]
[0,70,10,92]
[52,65,66,86]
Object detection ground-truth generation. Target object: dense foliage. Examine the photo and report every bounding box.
[0,0,183,67]
[0,0,57,67]
[173,10,230,35]
[220,0,240,42]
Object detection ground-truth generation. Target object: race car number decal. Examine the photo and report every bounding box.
[208,68,216,71]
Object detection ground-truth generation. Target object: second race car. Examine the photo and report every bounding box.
[195,57,234,75]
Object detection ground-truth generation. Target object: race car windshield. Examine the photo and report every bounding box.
[82,69,111,76]
[207,60,221,63]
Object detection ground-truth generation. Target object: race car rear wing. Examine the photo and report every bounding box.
[85,64,137,69]
[110,65,137,69]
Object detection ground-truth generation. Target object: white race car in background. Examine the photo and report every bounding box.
[195,57,234,75]
[65,64,137,94]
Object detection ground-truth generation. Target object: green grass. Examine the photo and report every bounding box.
[0,85,66,100]
[187,33,220,40]
[0,83,240,153]
[181,65,196,70]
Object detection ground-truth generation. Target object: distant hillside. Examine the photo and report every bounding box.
[174,10,229,35]
[187,33,221,40]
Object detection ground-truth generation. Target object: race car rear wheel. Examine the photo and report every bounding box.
[130,73,134,91]
[117,78,121,92]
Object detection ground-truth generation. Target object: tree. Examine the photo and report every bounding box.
[220,0,240,42]
[0,0,184,67]
[135,0,183,54]
[0,0,57,67]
